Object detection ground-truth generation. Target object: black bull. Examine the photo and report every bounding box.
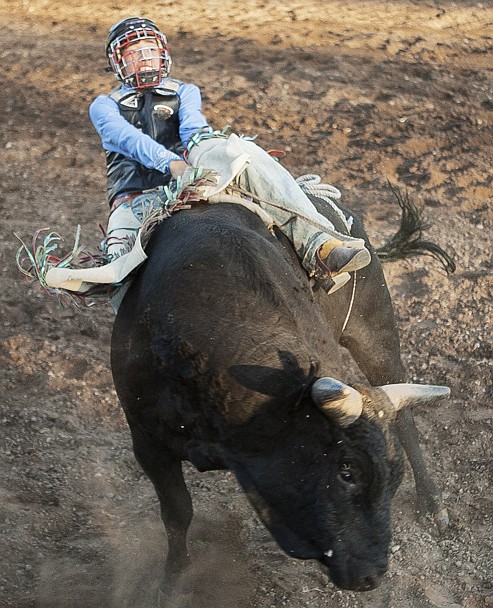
[111,197,450,596]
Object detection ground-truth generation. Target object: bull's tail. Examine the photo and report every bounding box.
[376,183,456,274]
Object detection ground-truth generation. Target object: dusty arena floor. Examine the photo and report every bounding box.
[1,1,492,606]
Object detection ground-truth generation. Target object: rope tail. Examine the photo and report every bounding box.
[376,183,456,274]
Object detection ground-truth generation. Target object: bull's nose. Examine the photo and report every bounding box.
[324,557,387,592]
[354,573,383,591]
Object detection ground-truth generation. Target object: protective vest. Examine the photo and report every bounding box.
[106,78,183,204]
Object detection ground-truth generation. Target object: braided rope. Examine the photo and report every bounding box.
[295,174,354,234]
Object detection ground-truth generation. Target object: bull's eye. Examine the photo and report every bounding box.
[340,463,355,485]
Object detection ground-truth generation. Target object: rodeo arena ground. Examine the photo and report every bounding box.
[1,1,492,607]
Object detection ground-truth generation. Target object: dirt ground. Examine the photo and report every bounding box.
[1,0,492,606]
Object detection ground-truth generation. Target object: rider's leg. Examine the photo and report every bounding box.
[104,193,162,260]
[187,134,370,286]
[44,193,159,293]
[233,139,370,280]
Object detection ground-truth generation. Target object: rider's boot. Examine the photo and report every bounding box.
[314,240,371,294]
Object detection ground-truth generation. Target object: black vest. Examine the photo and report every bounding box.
[105,79,183,204]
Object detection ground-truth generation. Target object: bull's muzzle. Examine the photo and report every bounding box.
[322,552,388,592]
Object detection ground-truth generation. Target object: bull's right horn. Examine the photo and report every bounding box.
[311,378,363,427]
[380,383,451,412]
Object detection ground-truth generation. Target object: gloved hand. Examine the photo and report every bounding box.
[169,159,189,179]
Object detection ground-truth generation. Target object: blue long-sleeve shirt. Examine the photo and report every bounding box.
[89,81,210,174]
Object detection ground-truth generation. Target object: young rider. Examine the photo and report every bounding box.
[47,17,370,295]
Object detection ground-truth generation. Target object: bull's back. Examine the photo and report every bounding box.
[115,203,316,331]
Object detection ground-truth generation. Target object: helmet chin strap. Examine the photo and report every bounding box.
[134,68,163,88]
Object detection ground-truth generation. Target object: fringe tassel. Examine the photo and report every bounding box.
[15,227,114,307]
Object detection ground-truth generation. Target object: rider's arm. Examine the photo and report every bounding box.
[177,83,211,147]
[89,94,181,174]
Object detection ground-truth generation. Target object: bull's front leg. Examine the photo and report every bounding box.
[395,408,449,531]
[131,432,193,606]
[337,266,449,531]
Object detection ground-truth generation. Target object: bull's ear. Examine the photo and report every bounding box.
[380,384,450,412]
[311,378,363,427]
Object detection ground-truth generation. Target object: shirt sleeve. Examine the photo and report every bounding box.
[89,94,181,174]
[177,83,211,146]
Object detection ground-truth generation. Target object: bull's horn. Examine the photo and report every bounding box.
[311,378,363,427]
[380,384,451,412]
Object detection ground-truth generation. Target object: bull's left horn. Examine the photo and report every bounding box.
[311,378,363,427]
[380,384,451,412]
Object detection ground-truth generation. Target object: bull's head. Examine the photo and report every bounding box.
[233,378,450,593]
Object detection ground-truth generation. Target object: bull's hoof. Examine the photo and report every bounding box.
[157,588,166,608]
[433,507,450,533]
[416,483,450,533]
[157,587,193,608]
[157,560,194,608]
[416,501,450,534]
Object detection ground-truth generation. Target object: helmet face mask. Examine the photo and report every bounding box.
[106,18,172,89]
